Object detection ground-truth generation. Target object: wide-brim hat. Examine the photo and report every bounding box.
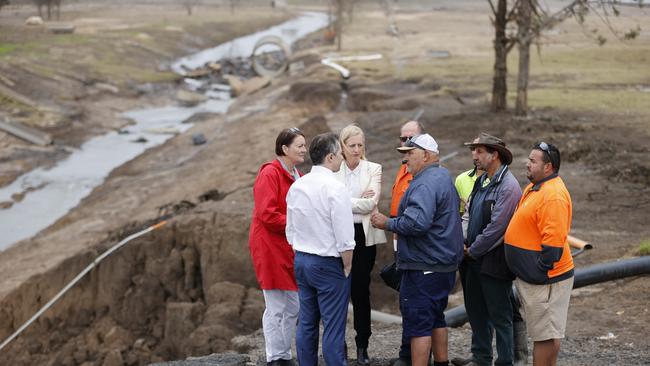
[464,132,513,165]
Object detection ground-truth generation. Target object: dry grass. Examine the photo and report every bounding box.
[332,3,650,118]
[0,5,290,85]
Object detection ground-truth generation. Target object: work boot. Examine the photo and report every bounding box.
[357,347,370,365]
[450,357,480,366]
[513,321,529,366]
[392,357,411,366]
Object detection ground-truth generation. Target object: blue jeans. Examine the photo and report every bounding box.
[294,252,351,366]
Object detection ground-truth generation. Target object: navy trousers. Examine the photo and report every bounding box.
[295,251,351,366]
[460,260,513,366]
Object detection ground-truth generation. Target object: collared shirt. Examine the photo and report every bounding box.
[386,164,464,272]
[504,174,574,284]
[343,163,363,223]
[286,165,356,257]
[390,164,412,217]
[277,157,300,181]
[455,168,479,214]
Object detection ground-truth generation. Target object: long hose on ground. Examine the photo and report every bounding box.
[0,221,167,352]
[445,255,650,328]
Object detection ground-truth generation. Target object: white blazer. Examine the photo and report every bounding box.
[334,159,387,246]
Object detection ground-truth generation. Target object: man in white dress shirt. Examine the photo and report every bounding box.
[286,132,357,366]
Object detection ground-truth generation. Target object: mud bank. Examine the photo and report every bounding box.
[0,210,263,365]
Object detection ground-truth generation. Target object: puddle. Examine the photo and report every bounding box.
[0,12,328,251]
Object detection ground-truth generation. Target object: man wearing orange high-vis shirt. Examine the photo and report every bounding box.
[389,120,423,366]
[504,142,574,366]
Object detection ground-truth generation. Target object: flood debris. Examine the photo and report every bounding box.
[25,16,43,26]
[157,200,196,217]
[428,50,451,58]
[0,119,52,146]
[176,90,207,107]
[93,82,120,94]
[251,35,291,78]
[0,73,16,87]
[198,189,225,202]
[321,54,383,80]
[597,332,617,340]
[192,133,207,145]
[47,23,76,34]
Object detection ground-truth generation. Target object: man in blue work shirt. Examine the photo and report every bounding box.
[371,133,464,366]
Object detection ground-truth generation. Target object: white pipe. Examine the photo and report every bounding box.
[440,151,459,162]
[0,221,168,352]
[325,54,383,62]
[348,304,402,324]
[321,54,383,79]
[321,59,350,79]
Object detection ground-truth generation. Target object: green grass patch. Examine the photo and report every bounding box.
[639,240,650,256]
[0,44,17,56]
[525,87,650,114]
[509,46,650,87]
[51,34,92,46]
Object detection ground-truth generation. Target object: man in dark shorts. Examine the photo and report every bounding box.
[372,133,464,366]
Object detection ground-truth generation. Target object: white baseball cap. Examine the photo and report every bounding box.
[397,133,439,154]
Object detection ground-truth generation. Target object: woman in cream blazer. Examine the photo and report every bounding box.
[334,124,386,364]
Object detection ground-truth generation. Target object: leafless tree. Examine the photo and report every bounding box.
[487,0,642,116]
[32,0,61,20]
[488,0,513,112]
[182,0,200,15]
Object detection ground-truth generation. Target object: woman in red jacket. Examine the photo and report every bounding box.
[249,127,306,366]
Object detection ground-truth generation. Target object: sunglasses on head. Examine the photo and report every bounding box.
[536,141,558,166]
[288,127,301,134]
[538,141,551,154]
[399,136,411,143]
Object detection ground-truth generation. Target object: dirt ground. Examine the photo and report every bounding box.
[0,1,649,365]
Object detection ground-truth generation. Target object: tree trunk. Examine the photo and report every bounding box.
[516,0,533,116]
[336,0,344,51]
[491,0,508,112]
[346,0,356,24]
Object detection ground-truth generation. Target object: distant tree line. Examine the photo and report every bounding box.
[33,0,61,19]
[0,0,61,18]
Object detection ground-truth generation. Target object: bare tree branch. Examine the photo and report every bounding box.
[507,0,522,21]
[487,0,498,16]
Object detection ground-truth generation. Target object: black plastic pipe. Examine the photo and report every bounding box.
[445,256,650,328]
